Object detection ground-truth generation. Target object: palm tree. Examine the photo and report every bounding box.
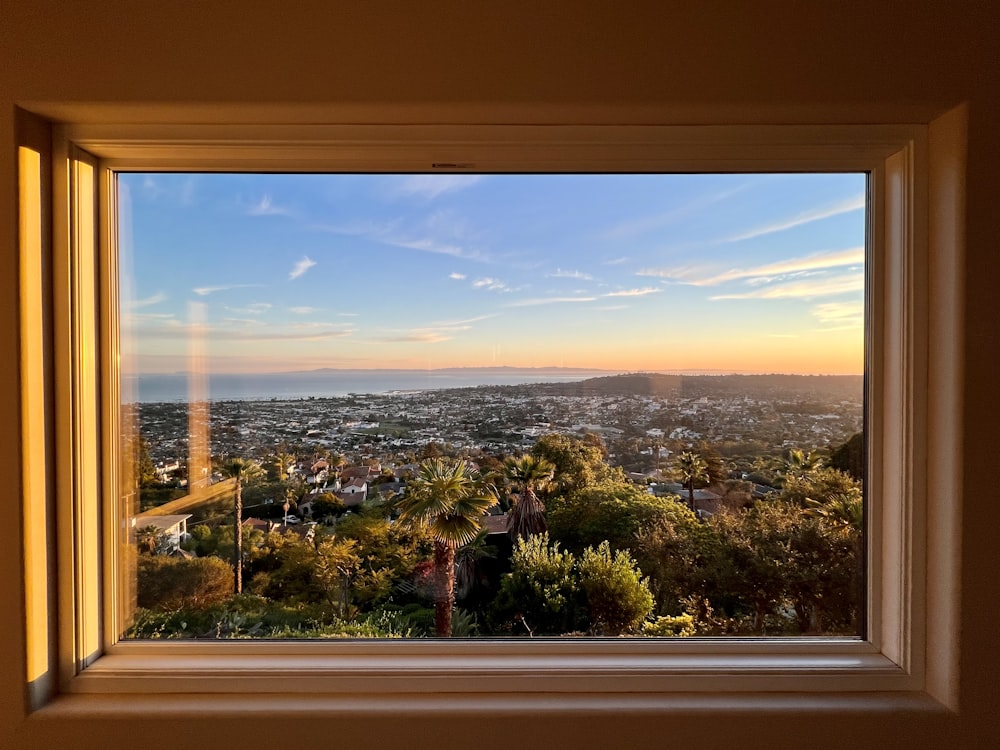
[804,492,863,537]
[397,458,497,637]
[273,450,296,482]
[676,451,709,513]
[782,449,823,480]
[503,454,556,540]
[221,457,263,594]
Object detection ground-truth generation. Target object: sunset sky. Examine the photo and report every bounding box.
[119,172,866,376]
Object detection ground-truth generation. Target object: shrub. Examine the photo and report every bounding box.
[577,541,654,635]
[136,555,234,611]
[643,613,696,637]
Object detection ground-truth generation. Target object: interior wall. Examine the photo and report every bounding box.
[1,2,997,748]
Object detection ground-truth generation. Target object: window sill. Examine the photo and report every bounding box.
[35,689,953,720]
[71,639,916,695]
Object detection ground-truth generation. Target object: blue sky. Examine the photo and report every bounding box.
[119,172,866,375]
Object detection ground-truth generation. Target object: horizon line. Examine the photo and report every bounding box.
[126,367,865,378]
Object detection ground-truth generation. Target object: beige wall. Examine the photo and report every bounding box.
[1,2,997,747]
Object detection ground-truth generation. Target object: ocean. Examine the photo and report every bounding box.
[126,368,615,403]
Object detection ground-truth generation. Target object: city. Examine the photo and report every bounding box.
[128,372,864,640]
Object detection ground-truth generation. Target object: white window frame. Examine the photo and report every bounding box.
[28,119,961,713]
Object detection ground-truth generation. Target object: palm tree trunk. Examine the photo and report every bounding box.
[509,488,547,539]
[688,481,695,513]
[233,479,243,594]
[434,540,455,637]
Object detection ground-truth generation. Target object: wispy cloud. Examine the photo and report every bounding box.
[374,318,481,344]
[225,302,272,315]
[289,306,320,315]
[377,331,452,344]
[135,322,353,343]
[125,312,176,322]
[431,314,495,327]
[222,317,264,327]
[313,213,491,263]
[725,195,865,243]
[449,272,467,280]
[289,256,316,280]
[141,176,162,199]
[547,268,594,281]
[507,296,598,308]
[192,284,263,297]
[811,301,864,327]
[140,176,198,205]
[603,257,629,266]
[471,277,511,292]
[604,287,661,298]
[638,247,864,287]
[386,236,490,262]
[247,195,290,216]
[310,218,399,238]
[129,292,168,309]
[287,320,355,333]
[505,286,660,308]
[709,273,864,300]
[395,175,483,200]
[602,184,748,241]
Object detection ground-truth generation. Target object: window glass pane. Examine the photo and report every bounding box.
[117,172,865,639]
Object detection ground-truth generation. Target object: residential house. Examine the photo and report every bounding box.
[336,477,368,506]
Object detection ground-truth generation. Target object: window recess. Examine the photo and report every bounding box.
[26,121,959,711]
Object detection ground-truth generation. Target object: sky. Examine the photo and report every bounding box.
[119,172,866,376]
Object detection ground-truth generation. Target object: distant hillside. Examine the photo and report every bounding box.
[507,372,862,400]
[524,372,684,397]
[679,374,863,400]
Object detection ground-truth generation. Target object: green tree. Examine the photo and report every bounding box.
[270,449,296,482]
[182,523,216,556]
[491,533,579,636]
[397,458,496,637]
[783,510,861,633]
[692,441,728,486]
[804,492,863,537]
[577,541,654,635]
[221,457,264,594]
[548,480,691,555]
[829,432,864,481]
[503,454,555,540]
[675,451,710,512]
[135,435,158,486]
[311,492,346,522]
[710,502,796,631]
[633,504,716,617]
[781,448,824,482]
[312,536,362,617]
[531,433,620,494]
[335,511,432,609]
[248,530,322,603]
[779,467,861,509]
[418,441,445,460]
[709,497,861,634]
